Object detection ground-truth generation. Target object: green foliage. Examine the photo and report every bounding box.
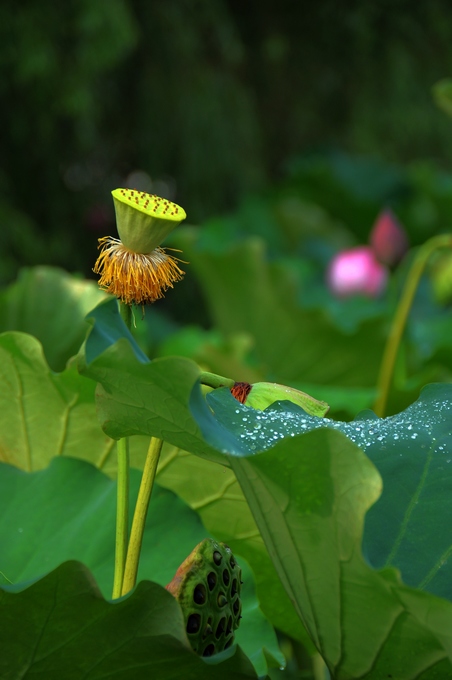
[230,430,452,678]
[156,445,312,649]
[0,561,259,680]
[0,331,115,471]
[0,457,206,592]
[79,297,225,461]
[196,384,452,601]
[3,126,452,674]
[77,297,452,675]
[0,455,282,676]
[0,266,106,372]
[433,79,452,118]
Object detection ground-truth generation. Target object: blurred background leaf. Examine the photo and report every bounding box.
[3,0,452,284]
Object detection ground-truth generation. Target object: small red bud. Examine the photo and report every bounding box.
[369,209,409,266]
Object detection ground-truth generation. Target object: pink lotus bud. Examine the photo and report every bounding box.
[327,246,388,298]
[369,209,409,266]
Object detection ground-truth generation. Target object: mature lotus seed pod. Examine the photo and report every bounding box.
[166,538,242,657]
[112,188,186,254]
[231,381,329,417]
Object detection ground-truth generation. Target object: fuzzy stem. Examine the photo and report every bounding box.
[112,300,132,599]
[374,234,452,417]
[199,371,235,389]
[112,436,129,598]
[121,437,164,596]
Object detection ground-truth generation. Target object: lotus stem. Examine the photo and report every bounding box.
[374,234,452,417]
[121,437,164,596]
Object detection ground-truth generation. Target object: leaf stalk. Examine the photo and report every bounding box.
[374,234,452,417]
[121,437,163,596]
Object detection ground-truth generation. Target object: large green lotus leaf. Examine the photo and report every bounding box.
[0,266,106,371]
[157,445,312,651]
[0,560,259,680]
[0,331,115,471]
[78,297,233,464]
[193,383,452,602]
[0,456,282,677]
[0,329,150,474]
[177,229,386,389]
[229,428,452,678]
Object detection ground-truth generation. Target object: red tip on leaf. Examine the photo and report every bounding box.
[230,382,252,404]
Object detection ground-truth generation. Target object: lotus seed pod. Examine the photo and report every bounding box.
[231,381,329,417]
[166,538,242,657]
[112,188,186,254]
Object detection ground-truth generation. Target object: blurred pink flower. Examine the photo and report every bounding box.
[369,208,409,266]
[327,245,388,298]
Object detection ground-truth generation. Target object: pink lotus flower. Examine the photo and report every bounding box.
[369,209,409,266]
[327,245,388,298]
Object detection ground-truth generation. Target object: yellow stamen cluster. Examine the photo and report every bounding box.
[94,236,185,305]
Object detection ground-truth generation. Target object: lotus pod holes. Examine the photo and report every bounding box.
[187,613,201,634]
[165,538,242,656]
[193,583,206,604]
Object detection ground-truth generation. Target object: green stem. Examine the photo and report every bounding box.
[121,437,164,596]
[119,300,132,327]
[112,436,130,598]
[112,300,132,599]
[374,234,452,417]
[199,371,235,389]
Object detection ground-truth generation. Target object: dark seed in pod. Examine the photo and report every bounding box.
[203,643,215,657]
[213,550,222,565]
[233,598,240,616]
[193,583,207,605]
[226,616,233,635]
[230,556,236,568]
[231,579,238,597]
[222,569,230,586]
[186,614,201,634]
[215,617,226,639]
[207,572,216,591]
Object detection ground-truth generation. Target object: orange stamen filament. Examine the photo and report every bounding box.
[94,236,185,305]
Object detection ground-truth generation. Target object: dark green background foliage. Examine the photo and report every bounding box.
[3,0,452,283]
